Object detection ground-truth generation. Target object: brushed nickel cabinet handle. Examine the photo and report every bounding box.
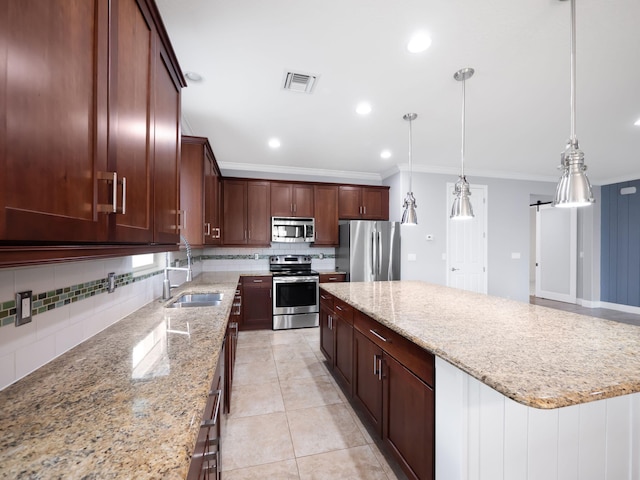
[201,389,222,428]
[205,223,211,236]
[369,329,390,343]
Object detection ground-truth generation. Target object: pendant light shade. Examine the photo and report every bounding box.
[553,0,594,208]
[451,67,475,220]
[401,113,418,225]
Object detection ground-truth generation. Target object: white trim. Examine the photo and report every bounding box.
[599,301,640,315]
[218,161,381,182]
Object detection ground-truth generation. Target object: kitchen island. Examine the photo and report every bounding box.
[0,272,241,479]
[320,280,640,480]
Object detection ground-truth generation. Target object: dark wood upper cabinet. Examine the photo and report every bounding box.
[313,184,339,246]
[181,136,221,247]
[0,0,184,252]
[111,0,154,243]
[271,182,314,218]
[338,186,389,220]
[222,179,270,246]
[2,0,110,243]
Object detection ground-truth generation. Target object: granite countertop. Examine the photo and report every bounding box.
[0,272,242,479]
[320,280,640,409]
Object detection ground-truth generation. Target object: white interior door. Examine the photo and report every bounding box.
[535,204,577,303]
[446,184,488,293]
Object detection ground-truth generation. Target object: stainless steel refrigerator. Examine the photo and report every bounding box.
[336,221,401,281]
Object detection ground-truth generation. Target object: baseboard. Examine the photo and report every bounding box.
[598,301,640,315]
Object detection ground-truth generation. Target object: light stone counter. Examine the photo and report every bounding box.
[319,280,640,409]
[0,272,244,479]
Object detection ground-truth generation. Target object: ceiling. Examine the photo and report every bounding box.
[156,0,640,185]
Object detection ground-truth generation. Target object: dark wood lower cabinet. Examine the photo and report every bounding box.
[320,288,435,480]
[187,339,225,480]
[333,315,353,392]
[383,352,434,480]
[240,276,272,330]
[353,329,383,430]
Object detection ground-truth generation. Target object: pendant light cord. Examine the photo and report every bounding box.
[408,117,413,192]
[461,77,466,177]
[570,0,577,146]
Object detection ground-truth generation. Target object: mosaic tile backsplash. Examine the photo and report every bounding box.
[0,250,334,328]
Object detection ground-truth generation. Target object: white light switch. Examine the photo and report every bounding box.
[407,253,417,261]
[511,252,521,259]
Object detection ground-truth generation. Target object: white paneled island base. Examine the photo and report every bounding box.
[436,357,640,480]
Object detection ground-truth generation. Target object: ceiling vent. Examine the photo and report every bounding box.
[282,71,318,94]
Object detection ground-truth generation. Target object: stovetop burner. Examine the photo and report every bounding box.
[269,255,317,276]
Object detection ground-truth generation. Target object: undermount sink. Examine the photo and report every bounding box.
[167,292,224,308]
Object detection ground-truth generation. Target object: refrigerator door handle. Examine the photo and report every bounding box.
[370,231,375,278]
[377,231,383,276]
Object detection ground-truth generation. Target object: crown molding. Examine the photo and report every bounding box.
[217,161,382,182]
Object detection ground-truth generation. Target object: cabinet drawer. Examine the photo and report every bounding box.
[319,273,346,283]
[242,275,271,287]
[354,310,434,387]
[333,298,354,324]
[320,289,334,309]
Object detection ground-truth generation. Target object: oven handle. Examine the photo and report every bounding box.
[272,276,319,284]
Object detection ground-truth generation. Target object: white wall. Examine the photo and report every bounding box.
[385,170,604,302]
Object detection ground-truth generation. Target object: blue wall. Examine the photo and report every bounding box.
[601,180,640,306]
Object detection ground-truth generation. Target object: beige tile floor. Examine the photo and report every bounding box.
[220,328,408,480]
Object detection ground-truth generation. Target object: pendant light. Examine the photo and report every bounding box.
[401,113,418,225]
[553,0,594,208]
[450,67,474,220]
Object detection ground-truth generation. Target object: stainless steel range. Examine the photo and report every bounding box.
[270,255,319,330]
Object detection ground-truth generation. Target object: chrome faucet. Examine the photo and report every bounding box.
[162,235,193,300]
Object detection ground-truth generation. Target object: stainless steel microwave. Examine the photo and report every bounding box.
[271,217,315,243]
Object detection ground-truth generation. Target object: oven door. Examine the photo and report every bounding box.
[272,275,319,315]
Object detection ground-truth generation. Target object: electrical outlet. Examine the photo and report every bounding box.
[15,291,33,326]
[107,272,116,293]
[254,253,259,260]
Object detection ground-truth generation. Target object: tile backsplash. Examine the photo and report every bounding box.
[0,244,336,391]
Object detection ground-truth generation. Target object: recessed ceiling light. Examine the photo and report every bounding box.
[380,150,392,159]
[634,118,640,126]
[268,138,281,148]
[407,32,432,54]
[356,102,372,115]
[184,71,203,82]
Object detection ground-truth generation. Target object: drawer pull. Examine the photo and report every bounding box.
[202,450,218,472]
[201,389,222,428]
[369,329,390,343]
[335,305,346,312]
[328,277,337,281]
[253,279,263,283]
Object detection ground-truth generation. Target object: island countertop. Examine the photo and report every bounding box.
[0,272,242,480]
[319,280,640,409]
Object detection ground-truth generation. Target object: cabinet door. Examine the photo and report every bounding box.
[204,149,222,245]
[292,184,314,217]
[241,277,272,330]
[338,186,362,220]
[246,181,271,245]
[362,187,389,220]
[222,180,247,245]
[383,353,434,480]
[151,44,181,244]
[180,140,205,246]
[353,329,383,433]
[319,304,334,364]
[270,183,293,217]
[2,0,109,242]
[110,0,154,243]
[314,185,339,246]
[333,315,353,395]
